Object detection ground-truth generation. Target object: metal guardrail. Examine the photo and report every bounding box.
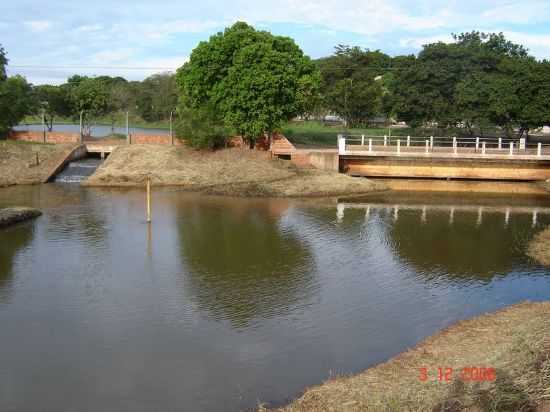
[337,134,550,157]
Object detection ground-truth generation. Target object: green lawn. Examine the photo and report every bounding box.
[281,121,417,147]
[280,121,507,148]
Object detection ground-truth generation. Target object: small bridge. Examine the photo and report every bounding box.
[337,134,550,181]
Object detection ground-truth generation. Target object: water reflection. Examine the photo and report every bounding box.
[176,196,315,327]
[0,224,35,303]
[338,198,550,282]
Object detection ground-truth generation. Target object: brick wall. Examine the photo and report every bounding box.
[8,131,80,144]
[229,133,296,153]
[130,134,182,145]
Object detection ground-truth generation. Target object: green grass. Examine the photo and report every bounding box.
[280,120,508,148]
[281,121,418,147]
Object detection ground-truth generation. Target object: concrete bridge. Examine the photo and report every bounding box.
[272,134,550,181]
[338,135,550,181]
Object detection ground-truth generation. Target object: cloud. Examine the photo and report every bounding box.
[504,31,550,58]
[24,20,52,32]
[3,0,550,84]
[482,1,550,24]
[399,34,455,49]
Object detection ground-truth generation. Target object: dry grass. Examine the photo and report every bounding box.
[528,228,550,266]
[0,141,77,186]
[264,302,550,412]
[0,207,42,227]
[84,145,385,197]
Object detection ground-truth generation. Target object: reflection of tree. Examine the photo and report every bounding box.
[0,224,35,303]
[177,198,315,327]
[388,210,539,283]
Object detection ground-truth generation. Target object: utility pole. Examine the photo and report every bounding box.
[79,110,84,143]
[41,109,46,143]
[169,110,174,145]
[126,111,130,144]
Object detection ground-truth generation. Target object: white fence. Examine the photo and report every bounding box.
[337,134,550,157]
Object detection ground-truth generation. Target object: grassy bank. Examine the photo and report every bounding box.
[266,301,550,412]
[84,145,385,197]
[528,227,550,266]
[0,141,78,186]
[0,207,42,227]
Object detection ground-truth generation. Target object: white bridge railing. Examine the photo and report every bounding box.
[337,134,550,157]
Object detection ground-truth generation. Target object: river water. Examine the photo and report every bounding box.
[1,185,550,411]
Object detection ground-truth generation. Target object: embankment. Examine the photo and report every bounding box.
[0,207,42,227]
[83,145,386,197]
[528,227,550,266]
[0,141,79,186]
[267,301,550,412]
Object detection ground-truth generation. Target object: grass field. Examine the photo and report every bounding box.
[282,121,429,147]
[280,121,514,148]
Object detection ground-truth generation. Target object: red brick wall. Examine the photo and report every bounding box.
[229,133,295,153]
[8,131,80,143]
[130,134,182,145]
[290,153,312,168]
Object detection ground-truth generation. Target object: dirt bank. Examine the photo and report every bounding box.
[0,141,78,186]
[266,301,550,412]
[84,145,385,197]
[0,207,42,227]
[528,227,550,266]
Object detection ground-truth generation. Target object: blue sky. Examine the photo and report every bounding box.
[2,0,550,85]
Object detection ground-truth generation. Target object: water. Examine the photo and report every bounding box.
[1,185,550,412]
[54,158,103,183]
[14,123,169,137]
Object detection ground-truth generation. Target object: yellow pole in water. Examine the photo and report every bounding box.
[146,176,151,223]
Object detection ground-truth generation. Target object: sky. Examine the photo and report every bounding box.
[2,0,550,85]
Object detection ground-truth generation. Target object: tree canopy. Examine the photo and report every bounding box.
[317,45,389,127]
[176,21,320,147]
[0,46,34,137]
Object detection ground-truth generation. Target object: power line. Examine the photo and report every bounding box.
[10,65,179,71]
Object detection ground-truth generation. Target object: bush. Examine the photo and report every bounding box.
[175,106,229,149]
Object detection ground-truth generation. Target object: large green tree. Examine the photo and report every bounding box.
[0,46,34,137]
[67,76,110,135]
[177,22,320,148]
[317,45,389,127]
[390,32,532,131]
[33,85,71,131]
[0,76,34,136]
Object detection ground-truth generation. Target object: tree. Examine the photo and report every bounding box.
[136,73,178,122]
[33,85,71,131]
[390,32,532,131]
[68,77,110,136]
[317,45,389,127]
[0,45,6,81]
[0,75,34,136]
[176,104,229,149]
[0,46,34,137]
[177,21,320,148]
